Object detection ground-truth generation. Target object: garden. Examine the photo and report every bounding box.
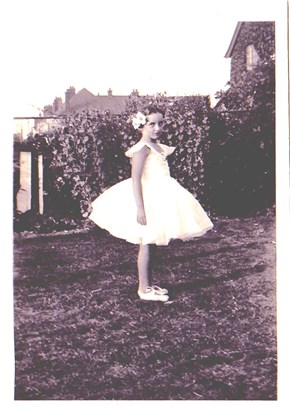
[13,57,276,399]
[14,209,276,400]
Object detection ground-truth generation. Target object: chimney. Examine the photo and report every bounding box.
[53,97,63,113]
[65,86,76,112]
[108,88,113,97]
[43,105,53,116]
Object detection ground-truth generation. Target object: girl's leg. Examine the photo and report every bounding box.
[137,244,168,301]
[148,244,157,285]
[137,244,151,292]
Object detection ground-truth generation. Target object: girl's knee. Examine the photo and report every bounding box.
[139,243,150,257]
[140,243,149,250]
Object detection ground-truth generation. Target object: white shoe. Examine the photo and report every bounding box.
[151,285,168,295]
[138,286,169,302]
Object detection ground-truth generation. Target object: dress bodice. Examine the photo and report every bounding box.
[125,142,176,181]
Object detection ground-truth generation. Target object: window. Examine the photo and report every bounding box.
[246,44,259,71]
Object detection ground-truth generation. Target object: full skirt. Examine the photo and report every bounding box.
[89,177,213,245]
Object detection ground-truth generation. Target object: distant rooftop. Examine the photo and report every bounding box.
[43,87,135,116]
[68,88,129,114]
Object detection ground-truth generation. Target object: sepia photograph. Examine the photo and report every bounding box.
[1,0,289,409]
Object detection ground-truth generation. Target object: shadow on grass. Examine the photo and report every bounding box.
[171,264,267,294]
[13,213,277,400]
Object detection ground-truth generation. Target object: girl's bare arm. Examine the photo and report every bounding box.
[131,146,150,225]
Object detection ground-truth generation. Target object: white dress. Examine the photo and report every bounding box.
[89,141,213,245]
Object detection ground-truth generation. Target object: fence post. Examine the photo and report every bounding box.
[31,149,39,212]
[16,151,31,213]
[38,154,44,214]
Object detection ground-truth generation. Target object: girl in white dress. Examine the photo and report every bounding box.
[89,106,213,302]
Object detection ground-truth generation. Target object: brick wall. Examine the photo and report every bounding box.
[230,22,275,83]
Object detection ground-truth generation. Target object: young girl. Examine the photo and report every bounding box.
[89,105,213,302]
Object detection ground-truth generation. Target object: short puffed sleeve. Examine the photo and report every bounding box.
[160,144,176,156]
[125,142,150,158]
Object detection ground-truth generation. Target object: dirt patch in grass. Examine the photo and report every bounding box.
[13,210,276,400]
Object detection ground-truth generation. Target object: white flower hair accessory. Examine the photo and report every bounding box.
[132,112,147,129]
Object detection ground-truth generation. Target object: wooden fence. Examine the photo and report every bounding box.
[14,150,44,214]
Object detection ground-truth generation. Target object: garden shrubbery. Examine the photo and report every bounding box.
[14,70,275,232]
[13,210,90,234]
[207,111,275,216]
[208,52,275,216]
[15,94,211,222]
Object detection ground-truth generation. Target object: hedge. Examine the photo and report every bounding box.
[48,95,212,215]
[14,86,275,223]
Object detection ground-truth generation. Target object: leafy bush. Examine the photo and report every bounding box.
[42,94,212,216]
[208,113,275,216]
[14,65,275,225]
[13,211,83,234]
[210,52,275,216]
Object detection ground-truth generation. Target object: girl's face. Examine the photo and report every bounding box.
[142,112,164,140]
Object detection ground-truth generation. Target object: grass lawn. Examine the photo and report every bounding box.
[13,210,276,400]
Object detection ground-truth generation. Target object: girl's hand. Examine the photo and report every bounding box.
[137,209,147,225]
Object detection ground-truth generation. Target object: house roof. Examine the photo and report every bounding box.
[70,88,96,107]
[224,22,243,58]
[67,88,129,114]
[90,95,128,114]
[55,87,209,116]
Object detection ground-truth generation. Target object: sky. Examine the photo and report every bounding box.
[1,0,286,115]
